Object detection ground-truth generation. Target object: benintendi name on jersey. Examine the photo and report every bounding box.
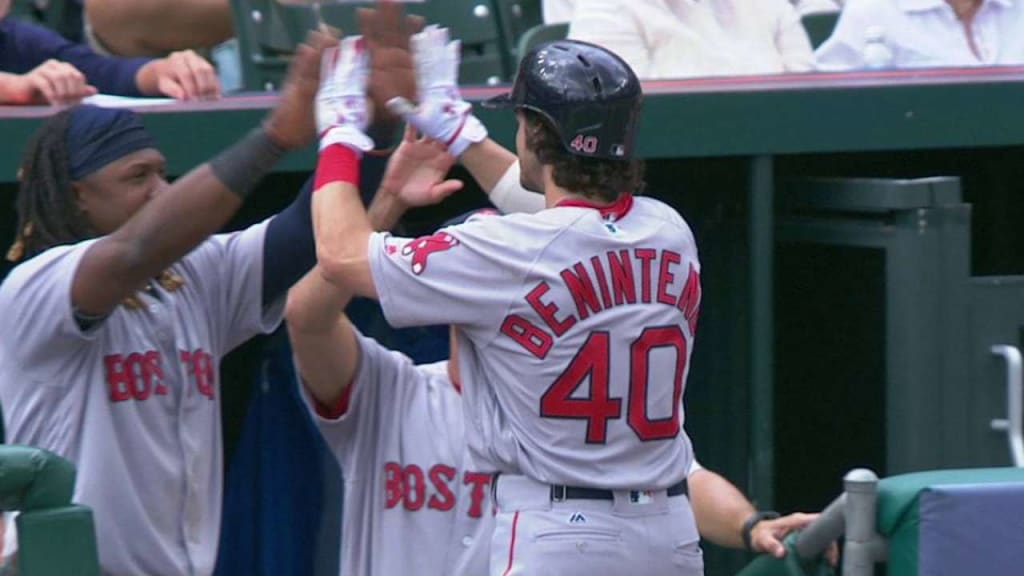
[500,247,702,358]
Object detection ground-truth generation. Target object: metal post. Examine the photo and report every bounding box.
[843,468,883,576]
[990,345,1024,467]
[749,155,775,507]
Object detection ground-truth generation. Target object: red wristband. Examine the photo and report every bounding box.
[314,144,361,191]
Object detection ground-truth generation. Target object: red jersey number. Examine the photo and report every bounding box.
[540,326,687,444]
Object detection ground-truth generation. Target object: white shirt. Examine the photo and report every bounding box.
[0,222,282,576]
[816,0,1024,70]
[567,0,816,79]
[793,0,842,15]
[543,0,576,23]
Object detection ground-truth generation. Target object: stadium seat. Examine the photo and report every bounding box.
[490,0,542,70]
[515,22,568,61]
[801,11,839,49]
[230,0,512,92]
[230,0,313,91]
[322,0,512,85]
[8,0,83,43]
[9,0,38,19]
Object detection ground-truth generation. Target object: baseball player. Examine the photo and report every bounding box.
[290,185,831,576]
[0,31,336,575]
[310,8,703,573]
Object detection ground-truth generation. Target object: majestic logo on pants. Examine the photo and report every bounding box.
[401,232,460,275]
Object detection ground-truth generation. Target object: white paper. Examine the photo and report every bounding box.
[81,94,177,108]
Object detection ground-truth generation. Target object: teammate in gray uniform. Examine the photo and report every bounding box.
[0,31,337,575]
[311,12,703,572]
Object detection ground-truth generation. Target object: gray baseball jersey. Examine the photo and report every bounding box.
[0,221,283,575]
[303,333,492,576]
[368,196,701,490]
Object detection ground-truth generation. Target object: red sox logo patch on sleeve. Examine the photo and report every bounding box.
[400,232,460,275]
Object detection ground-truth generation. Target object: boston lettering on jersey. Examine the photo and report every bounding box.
[104,348,216,402]
[499,248,701,358]
[384,462,492,518]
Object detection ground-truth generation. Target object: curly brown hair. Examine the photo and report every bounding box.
[522,109,645,204]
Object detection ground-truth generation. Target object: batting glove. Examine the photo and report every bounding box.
[316,36,374,153]
[388,25,487,157]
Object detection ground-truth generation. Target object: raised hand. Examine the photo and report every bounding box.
[381,124,463,208]
[356,1,422,137]
[411,25,460,103]
[387,25,487,156]
[264,29,339,150]
[316,36,374,152]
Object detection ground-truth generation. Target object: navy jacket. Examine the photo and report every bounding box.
[0,17,151,96]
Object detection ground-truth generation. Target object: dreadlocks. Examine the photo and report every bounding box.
[7,109,96,262]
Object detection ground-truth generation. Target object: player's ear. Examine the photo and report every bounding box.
[70,181,90,214]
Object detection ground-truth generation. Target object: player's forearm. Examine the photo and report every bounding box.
[460,138,518,193]
[72,128,287,316]
[75,165,243,316]
[290,310,360,408]
[367,184,410,233]
[312,181,379,299]
[688,469,756,549]
[286,266,360,406]
[288,186,404,330]
[289,179,407,399]
[286,265,353,333]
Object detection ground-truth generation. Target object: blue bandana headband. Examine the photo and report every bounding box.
[66,105,159,180]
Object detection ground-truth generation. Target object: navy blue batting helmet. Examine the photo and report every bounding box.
[483,40,643,160]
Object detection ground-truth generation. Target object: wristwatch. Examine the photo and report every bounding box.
[742,510,781,552]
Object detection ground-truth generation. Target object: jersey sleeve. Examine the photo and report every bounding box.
[300,331,422,474]
[188,219,285,353]
[367,215,535,330]
[0,240,101,372]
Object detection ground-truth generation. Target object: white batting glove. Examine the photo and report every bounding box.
[316,36,374,153]
[388,25,487,157]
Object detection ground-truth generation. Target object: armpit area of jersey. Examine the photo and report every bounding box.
[72,307,108,332]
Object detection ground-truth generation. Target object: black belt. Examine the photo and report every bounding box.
[550,478,688,502]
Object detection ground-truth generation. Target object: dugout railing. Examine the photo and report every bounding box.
[736,466,1024,576]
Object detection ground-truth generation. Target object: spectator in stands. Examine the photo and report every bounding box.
[542,0,575,23]
[84,0,232,57]
[546,0,843,22]
[0,0,219,105]
[816,0,1024,70]
[567,0,816,79]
